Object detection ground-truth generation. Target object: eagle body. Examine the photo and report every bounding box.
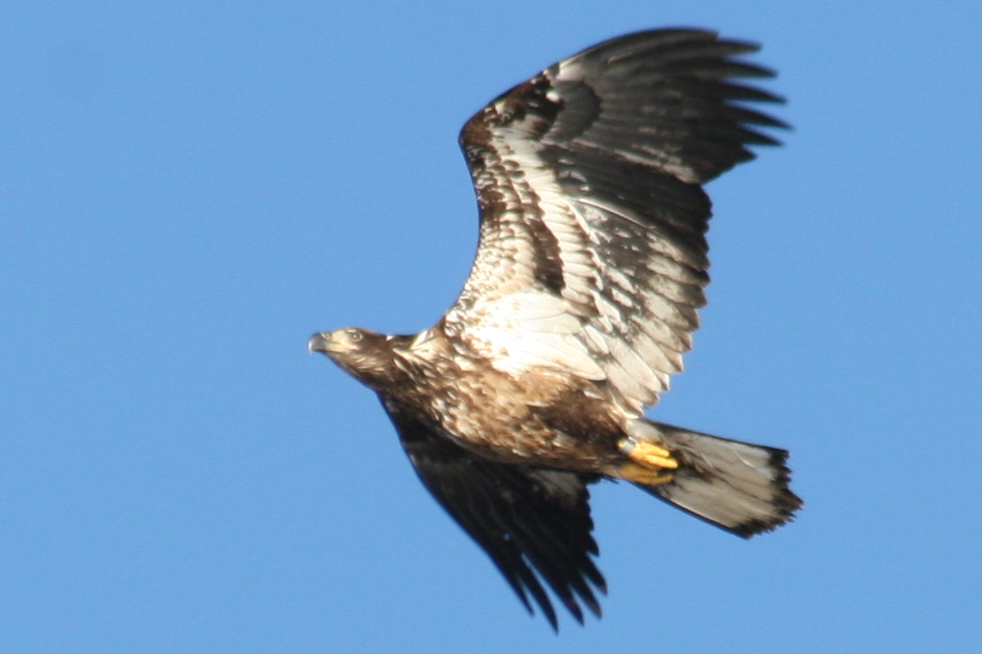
[310,29,802,629]
[313,326,625,470]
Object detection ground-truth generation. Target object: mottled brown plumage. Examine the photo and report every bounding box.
[309,28,802,629]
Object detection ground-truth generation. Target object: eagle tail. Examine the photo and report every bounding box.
[624,419,802,537]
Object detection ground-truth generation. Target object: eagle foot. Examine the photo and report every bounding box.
[618,438,679,470]
[618,462,675,486]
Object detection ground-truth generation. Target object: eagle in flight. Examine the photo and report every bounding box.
[309,28,802,629]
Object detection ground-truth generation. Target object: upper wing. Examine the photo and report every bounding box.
[446,29,785,415]
[381,398,605,630]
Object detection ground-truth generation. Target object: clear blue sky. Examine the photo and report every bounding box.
[2,2,981,652]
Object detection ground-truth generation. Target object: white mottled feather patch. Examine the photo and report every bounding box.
[449,91,713,414]
[463,291,605,380]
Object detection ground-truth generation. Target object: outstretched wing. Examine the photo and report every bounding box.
[446,29,785,415]
[381,398,605,630]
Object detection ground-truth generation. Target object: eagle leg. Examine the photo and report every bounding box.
[616,438,679,485]
[618,461,675,486]
[618,438,679,470]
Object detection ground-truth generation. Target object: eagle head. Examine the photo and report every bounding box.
[308,327,402,389]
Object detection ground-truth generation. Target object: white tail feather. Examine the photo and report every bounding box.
[626,419,802,537]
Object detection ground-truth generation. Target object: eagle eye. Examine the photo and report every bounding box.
[345,329,364,343]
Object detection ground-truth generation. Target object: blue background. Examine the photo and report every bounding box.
[2,1,980,651]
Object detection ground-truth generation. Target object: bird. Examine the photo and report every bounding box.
[309,28,802,629]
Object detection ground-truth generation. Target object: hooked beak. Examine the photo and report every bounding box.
[307,332,333,355]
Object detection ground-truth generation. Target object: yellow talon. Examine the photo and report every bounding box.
[618,438,679,470]
[619,462,675,485]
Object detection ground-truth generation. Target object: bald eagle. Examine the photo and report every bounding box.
[310,28,801,629]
